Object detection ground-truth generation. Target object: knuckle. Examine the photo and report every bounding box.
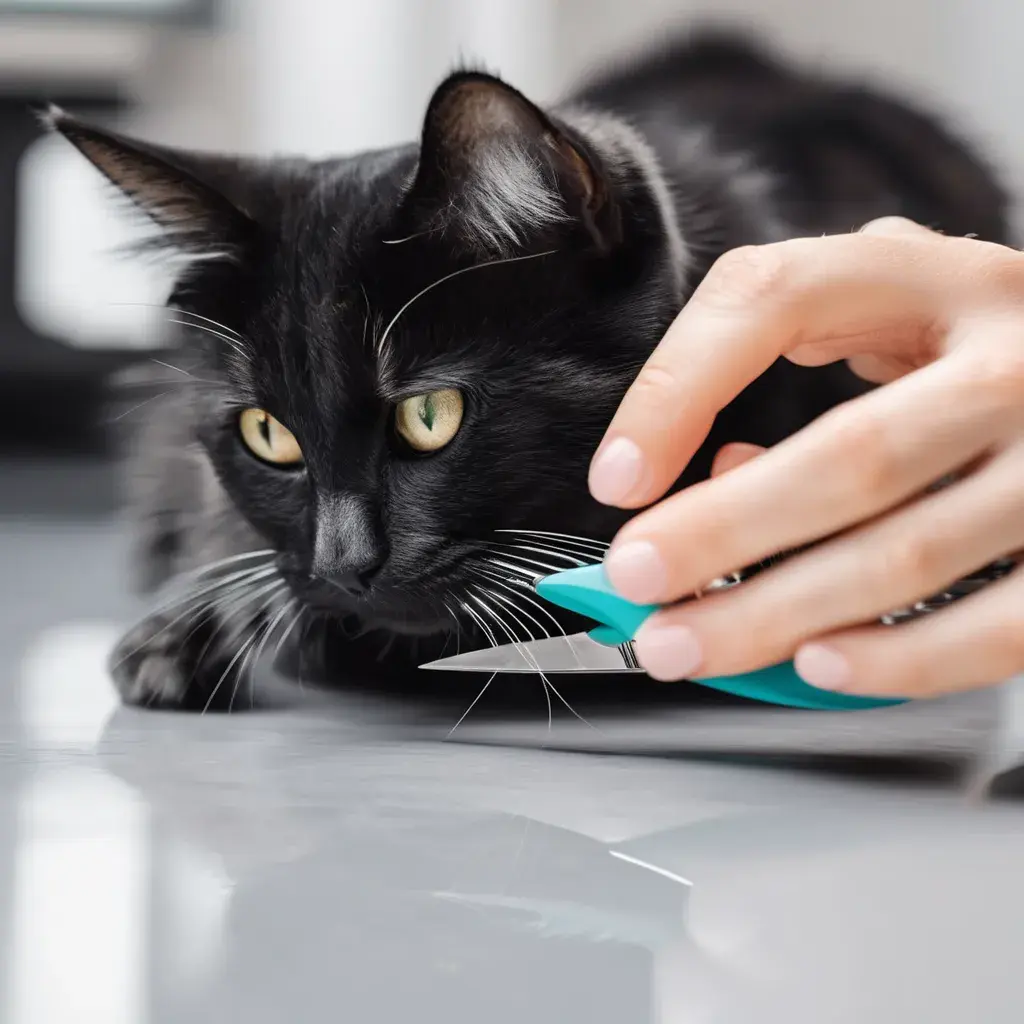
[694,515,741,573]
[980,249,1024,304]
[822,410,897,497]
[967,346,1024,411]
[886,536,942,591]
[698,244,786,310]
[631,360,681,400]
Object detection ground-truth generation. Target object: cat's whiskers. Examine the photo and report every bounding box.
[149,357,195,378]
[476,552,566,579]
[111,393,171,423]
[146,558,278,626]
[115,375,224,391]
[445,597,505,740]
[467,586,557,734]
[164,318,253,363]
[483,542,586,568]
[497,529,610,553]
[113,563,278,669]
[442,599,462,658]
[164,573,276,681]
[496,531,609,564]
[273,603,307,661]
[445,671,499,741]
[109,302,247,343]
[469,566,587,675]
[469,566,569,641]
[189,576,288,685]
[202,626,264,715]
[359,283,372,353]
[167,548,276,590]
[381,231,427,245]
[201,580,288,714]
[236,595,298,713]
[373,249,557,369]
[472,584,600,734]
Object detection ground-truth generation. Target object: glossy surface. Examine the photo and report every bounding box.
[2,459,1024,1022]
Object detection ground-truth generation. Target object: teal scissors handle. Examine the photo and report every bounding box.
[536,564,904,711]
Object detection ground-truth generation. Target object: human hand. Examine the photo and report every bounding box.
[588,217,1024,698]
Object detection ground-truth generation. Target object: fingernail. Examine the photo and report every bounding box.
[634,622,703,681]
[795,644,852,691]
[604,540,666,603]
[589,437,646,506]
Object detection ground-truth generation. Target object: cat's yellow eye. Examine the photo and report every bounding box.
[238,408,303,466]
[395,389,464,453]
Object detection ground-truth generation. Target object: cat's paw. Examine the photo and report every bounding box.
[108,614,197,708]
[108,613,253,712]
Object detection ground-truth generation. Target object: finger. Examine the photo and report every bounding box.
[589,231,1023,508]
[858,215,941,239]
[845,353,908,384]
[710,442,765,477]
[630,442,1024,680]
[604,349,1006,606]
[793,566,1024,698]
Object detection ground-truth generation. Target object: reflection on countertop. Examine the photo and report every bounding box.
[1,467,1024,1023]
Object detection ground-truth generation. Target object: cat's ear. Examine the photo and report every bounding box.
[42,106,255,257]
[407,72,618,256]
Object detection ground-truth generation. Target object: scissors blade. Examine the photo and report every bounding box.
[420,632,644,674]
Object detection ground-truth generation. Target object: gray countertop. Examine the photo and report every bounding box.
[1,459,1022,1023]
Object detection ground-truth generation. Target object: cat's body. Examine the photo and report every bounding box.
[50,33,1008,709]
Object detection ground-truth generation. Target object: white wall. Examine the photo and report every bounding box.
[555,0,1024,223]
[12,0,1024,349]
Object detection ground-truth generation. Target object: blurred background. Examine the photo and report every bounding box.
[0,0,1022,453]
[0,8,1022,1022]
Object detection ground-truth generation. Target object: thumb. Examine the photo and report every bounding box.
[710,442,766,477]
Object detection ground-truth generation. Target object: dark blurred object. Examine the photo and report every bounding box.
[0,0,219,454]
[0,1,215,26]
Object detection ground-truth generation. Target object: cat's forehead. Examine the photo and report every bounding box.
[249,180,557,381]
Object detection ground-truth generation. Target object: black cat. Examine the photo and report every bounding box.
[48,32,1008,710]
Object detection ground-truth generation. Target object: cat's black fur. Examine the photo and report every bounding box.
[49,32,1008,709]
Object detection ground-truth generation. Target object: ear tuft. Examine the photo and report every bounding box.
[409,73,612,256]
[44,109,253,258]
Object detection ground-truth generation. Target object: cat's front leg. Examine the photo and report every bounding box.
[109,590,284,711]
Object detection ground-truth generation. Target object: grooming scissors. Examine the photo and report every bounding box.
[421,560,1015,711]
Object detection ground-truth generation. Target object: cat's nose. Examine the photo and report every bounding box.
[321,557,384,597]
[312,494,387,595]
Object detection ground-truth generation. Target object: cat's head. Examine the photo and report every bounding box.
[48,72,686,636]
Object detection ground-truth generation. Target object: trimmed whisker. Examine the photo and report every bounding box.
[469,586,558,735]
[496,529,610,553]
[471,583,602,735]
[483,542,586,568]
[470,567,563,636]
[478,552,565,579]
